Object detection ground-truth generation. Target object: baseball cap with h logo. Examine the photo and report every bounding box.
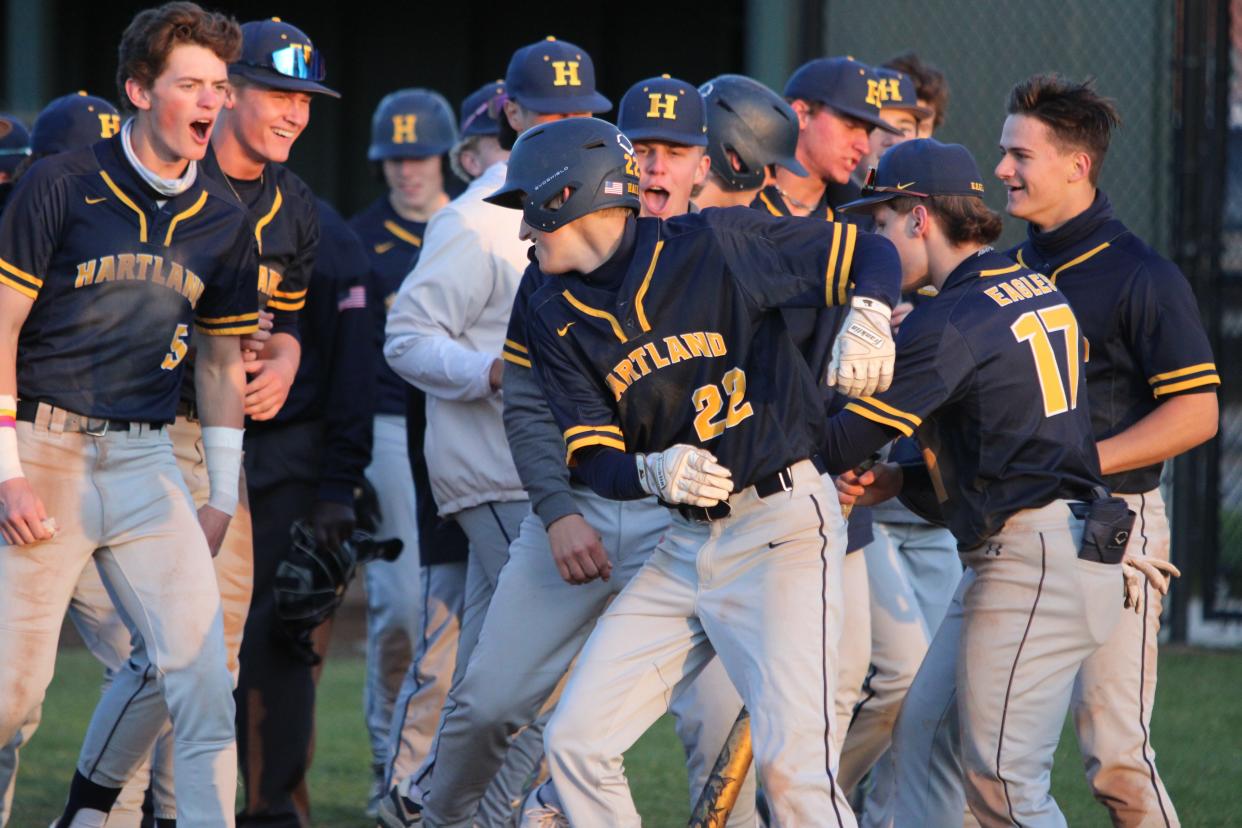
[617,75,707,146]
[229,18,340,99]
[784,56,903,135]
[504,36,611,114]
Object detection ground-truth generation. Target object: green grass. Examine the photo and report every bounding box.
[9,645,1242,826]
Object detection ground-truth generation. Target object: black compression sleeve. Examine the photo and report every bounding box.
[572,445,648,501]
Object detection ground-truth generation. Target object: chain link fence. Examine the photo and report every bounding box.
[821,0,1174,253]
[823,1,1242,625]
[1214,0,1242,617]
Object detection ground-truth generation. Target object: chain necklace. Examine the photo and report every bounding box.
[223,169,264,207]
[775,185,816,214]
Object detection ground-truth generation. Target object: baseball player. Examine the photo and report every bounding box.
[238,193,376,827]
[838,57,962,828]
[37,18,333,828]
[378,74,757,828]
[998,75,1217,827]
[695,74,807,210]
[855,69,930,185]
[449,80,506,184]
[625,74,711,218]
[382,36,609,824]
[0,90,123,828]
[882,53,948,139]
[759,56,901,222]
[485,115,900,827]
[831,137,1168,826]
[349,87,456,816]
[0,114,29,214]
[377,82,496,823]
[0,3,259,826]
[751,57,904,764]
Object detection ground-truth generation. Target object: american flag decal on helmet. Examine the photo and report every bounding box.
[603,180,623,195]
[338,285,367,311]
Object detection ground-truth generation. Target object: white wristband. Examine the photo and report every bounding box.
[202,426,244,516]
[0,395,24,483]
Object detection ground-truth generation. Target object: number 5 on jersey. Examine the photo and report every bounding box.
[693,367,754,441]
[1011,304,1080,417]
[161,323,189,370]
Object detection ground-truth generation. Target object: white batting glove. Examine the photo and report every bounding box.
[636,445,734,507]
[827,296,896,399]
[1121,554,1181,614]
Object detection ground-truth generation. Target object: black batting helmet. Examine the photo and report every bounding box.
[484,117,639,231]
[699,74,807,191]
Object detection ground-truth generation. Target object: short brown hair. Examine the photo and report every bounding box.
[884,195,1003,247]
[1006,74,1121,185]
[116,2,241,112]
[884,52,949,128]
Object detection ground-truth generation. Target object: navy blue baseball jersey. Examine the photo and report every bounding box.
[1010,192,1219,494]
[349,196,427,416]
[750,184,875,550]
[248,199,376,505]
[823,248,1103,549]
[0,136,259,422]
[199,147,314,333]
[525,207,900,492]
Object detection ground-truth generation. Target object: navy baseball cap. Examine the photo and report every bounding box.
[505,37,611,115]
[618,75,707,147]
[459,80,506,137]
[31,92,120,156]
[838,139,986,213]
[875,69,933,119]
[229,18,340,99]
[784,57,902,135]
[0,114,30,176]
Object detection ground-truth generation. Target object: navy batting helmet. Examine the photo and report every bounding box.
[368,88,458,161]
[484,117,639,231]
[700,75,807,191]
[31,92,120,157]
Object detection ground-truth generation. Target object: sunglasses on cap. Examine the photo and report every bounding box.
[486,92,511,122]
[253,44,327,82]
[859,167,928,199]
[461,91,507,134]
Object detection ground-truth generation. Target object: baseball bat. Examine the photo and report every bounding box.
[687,707,753,828]
[840,454,880,519]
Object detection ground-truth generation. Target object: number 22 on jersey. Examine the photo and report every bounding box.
[1011,304,1079,417]
[692,367,754,440]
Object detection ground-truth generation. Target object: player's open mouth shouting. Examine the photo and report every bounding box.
[641,184,670,216]
[190,118,213,143]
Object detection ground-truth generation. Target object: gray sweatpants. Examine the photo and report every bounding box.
[891,500,1122,827]
[0,414,236,827]
[419,487,755,828]
[362,414,424,771]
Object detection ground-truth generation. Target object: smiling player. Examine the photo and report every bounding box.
[0,4,259,826]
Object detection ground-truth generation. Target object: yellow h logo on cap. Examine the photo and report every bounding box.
[98,113,121,139]
[865,78,903,108]
[392,114,418,144]
[551,61,581,87]
[646,93,678,120]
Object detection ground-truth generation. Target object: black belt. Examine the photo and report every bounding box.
[677,455,826,523]
[176,399,199,421]
[16,399,169,434]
